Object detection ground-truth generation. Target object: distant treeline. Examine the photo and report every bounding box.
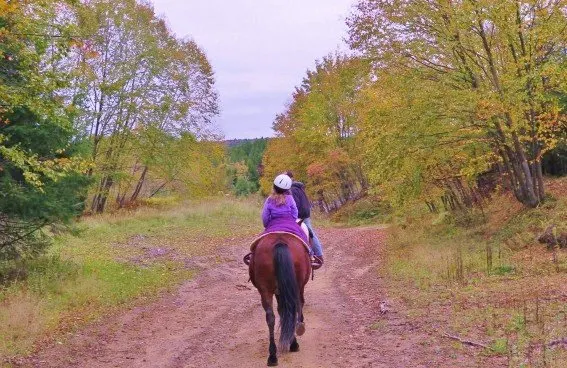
[227,138,268,196]
[225,138,267,148]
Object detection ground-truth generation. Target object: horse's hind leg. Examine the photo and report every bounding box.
[300,288,305,323]
[296,287,306,337]
[262,292,278,366]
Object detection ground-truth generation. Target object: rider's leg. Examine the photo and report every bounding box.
[303,217,323,257]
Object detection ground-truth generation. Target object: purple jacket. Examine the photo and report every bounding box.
[260,195,309,244]
[262,195,298,227]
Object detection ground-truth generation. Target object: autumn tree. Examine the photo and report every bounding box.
[72,0,219,212]
[260,137,299,194]
[262,54,371,210]
[357,71,492,211]
[115,129,227,203]
[348,0,567,208]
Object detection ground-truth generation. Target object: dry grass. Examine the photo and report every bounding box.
[0,294,46,355]
[384,177,567,366]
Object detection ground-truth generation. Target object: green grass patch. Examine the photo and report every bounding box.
[489,338,508,355]
[491,265,515,276]
[369,320,386,330]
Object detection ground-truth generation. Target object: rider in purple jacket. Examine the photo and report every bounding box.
[261,174,308,244]
[261,194,297,227]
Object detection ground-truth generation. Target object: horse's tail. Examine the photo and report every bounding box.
[273,242,299,350]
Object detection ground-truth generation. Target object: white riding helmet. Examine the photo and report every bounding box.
[273,174,292,190]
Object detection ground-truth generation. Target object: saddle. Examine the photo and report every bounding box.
[244,219,322,271]
[296,218,313,240]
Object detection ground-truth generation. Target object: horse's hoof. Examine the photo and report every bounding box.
[290,341,300,352]
[267,356,278,366]
[296,322,306,336]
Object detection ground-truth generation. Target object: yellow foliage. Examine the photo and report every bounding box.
[0,0,17,17]
[262,55,369,207]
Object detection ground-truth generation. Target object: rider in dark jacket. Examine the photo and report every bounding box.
[290,182,310,219]
[286,171,324,264]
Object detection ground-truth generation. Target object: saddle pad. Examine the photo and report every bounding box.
[250,231,311,255]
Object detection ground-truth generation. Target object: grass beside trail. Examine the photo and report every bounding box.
[382,178,567,367]
[0,197,262,358]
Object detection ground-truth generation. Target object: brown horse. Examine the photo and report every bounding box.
[248,233,311,366]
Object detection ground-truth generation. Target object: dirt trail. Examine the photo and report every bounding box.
[19,227,501,367]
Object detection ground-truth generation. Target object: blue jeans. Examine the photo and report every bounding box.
[304,217,323,257]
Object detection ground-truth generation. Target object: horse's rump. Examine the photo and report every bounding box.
[249,233,311,289]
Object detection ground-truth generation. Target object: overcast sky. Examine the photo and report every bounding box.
[151,0,355,139]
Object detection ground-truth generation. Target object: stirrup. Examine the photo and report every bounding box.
[243,252,253,266]
[311,256,323,270]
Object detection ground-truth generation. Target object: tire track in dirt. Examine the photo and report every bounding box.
[18,227,504,367]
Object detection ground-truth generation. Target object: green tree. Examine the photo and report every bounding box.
[228,138,267,195]
[120,129,227,202]
[357,72,491,210]
[0,0,89,259]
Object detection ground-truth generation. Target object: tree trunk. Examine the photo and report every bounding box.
[441,195,449,211]
[453,178,472,208]
[116,192,127,208]
[91,175,114,213]
[510,131,539,207]
[495,139,543,208]
[535,158,545,200]
[129,165,148,204]
[149,180,169,198]
[425,200,438,213]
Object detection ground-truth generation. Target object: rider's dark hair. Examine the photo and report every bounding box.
[273,185,286,194]
[285,171,294,179]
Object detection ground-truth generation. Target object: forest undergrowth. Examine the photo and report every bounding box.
[383,178,567,367]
